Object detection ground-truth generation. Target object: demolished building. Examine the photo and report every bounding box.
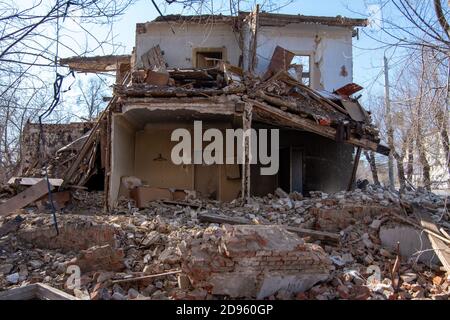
[1,11,449,301]
[54,12,388,210]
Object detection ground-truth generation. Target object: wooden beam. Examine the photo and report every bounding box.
[0,180,52,217]
[246,98,386,155]
[197,212,340,244]
[59,55,130,73]
[35,283,79,300]
[8,177,63,187]
[347,146,362,191]
[111,270,182,284]
[0,283,78,300]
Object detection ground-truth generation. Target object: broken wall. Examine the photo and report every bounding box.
[20,122,94,176]
[135,19,355,92]
[135,22,241,69]
[135,125,193,192]
[245,24,354,91]
[110,115,242,207]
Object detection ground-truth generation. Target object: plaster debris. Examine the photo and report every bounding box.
[0,184,448,300]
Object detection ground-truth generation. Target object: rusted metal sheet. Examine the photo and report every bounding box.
[334,83,363,97]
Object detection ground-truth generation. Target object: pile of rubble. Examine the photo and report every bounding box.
[0,185,449,300]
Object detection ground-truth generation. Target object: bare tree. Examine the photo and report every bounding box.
[0,0,136,181]
[76,77,108,121]
[349,1,450,191]
[364,150,381,185]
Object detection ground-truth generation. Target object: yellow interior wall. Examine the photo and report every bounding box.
[133,125,241,201]
[135,128,193,190]
[219,165,242,202]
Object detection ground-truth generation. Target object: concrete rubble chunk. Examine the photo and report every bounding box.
[6,273,20,284]
[0,183,448,300]
[275,188,289,199]
[182,225,332,299]
[71,244,125,272]
[0,264,13,275]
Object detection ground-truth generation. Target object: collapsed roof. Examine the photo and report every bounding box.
[150,12,368,28]
[111,44,387,155]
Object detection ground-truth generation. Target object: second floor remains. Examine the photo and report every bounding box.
[134,12,367,92]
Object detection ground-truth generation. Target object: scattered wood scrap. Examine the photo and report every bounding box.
[59,55,130,73]
[0,283,78,300]
[0,180,52,217]
[162,200,201,209]
[197,212,340,245]
[111,270,181,284]
[7,177,63,187]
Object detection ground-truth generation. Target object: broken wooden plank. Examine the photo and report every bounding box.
[162,200,201,209]
[198,212,250,225]
[111,270,181,284]
[256,90,299,113]
[59,55,130,73]
[0,283,78,300]
[197,212,340,244]
[35,283,79,300]
[247,98,386,155]
[412,205,450,272]
[7,177,63,187]
[0,180,52,217]
[0,284,37,300]
[0,215,25,237]
[284,226,340,244]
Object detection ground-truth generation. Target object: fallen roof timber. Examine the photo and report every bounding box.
[247,98,388,155]
[59,55,131,73]
[0,180,52,217]
[0,283,78,300]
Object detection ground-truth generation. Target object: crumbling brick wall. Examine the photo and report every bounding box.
[182,225,332,299]
[20,121,94,175]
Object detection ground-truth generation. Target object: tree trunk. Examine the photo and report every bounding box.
[394,152,406,192]
[417,123,432,191]
[406,136,414,182]
[364,150,380,186]
[384,56,396,190]
[435,107,450,185]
